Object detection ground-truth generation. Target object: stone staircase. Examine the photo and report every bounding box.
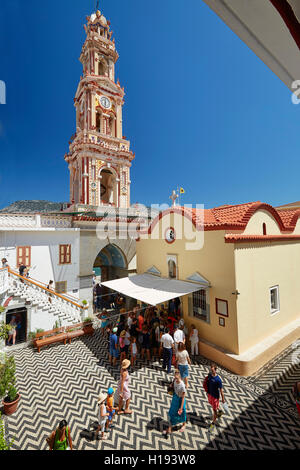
[5,269,85,326]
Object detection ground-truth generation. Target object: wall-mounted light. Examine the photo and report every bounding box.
[232,290,240,296]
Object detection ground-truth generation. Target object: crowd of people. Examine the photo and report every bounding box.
[88,299,227,438]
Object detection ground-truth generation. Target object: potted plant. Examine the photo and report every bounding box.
[82,317,94,335]
[27,329,44,347]
[0,355,20,415]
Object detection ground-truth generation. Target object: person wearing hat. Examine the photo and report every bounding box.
[116,359,132,415]
[95,392,109,440]
[109,327,119,366]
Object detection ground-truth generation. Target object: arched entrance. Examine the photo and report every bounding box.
[93,244,128,283]
[99,168,119,206]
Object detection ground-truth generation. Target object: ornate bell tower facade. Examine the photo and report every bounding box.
[65,8,135,209]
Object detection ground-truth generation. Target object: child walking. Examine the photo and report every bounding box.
[95,393,110,441]
[106,387,116,431]
[130,336,137,367]
[189,324,199,356]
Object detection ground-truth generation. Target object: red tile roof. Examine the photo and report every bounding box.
[143,201,300,237]
[178,202,290,231]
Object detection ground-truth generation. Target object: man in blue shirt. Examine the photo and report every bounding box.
[206,364,225,428]
[109,327,119,366]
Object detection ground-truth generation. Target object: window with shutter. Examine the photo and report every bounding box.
[59,245,71,265]
[16,246,31,267]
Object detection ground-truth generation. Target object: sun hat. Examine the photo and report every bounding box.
[107,387,114,395]
[112,327,118,333]
[97,392,108,404]
[120,330,126,338]
[121,359,131,369]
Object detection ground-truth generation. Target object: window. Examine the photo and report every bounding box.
[167,255,177,279]
[16,246,31,267]
[263,223,267,235]
[270,286,280,314]
[55,281,67,294]
[59,245,71,265]
[190,290,210,323]
[168,260,177,279]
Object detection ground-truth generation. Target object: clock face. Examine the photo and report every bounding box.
[100,96,111,109]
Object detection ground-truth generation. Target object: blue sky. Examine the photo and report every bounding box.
[0,0,299,210]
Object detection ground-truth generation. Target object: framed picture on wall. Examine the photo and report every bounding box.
[216,298,228,317]
[219,317,225,327]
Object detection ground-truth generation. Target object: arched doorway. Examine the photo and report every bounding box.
[93,244,128,283]
[99,168,119,206]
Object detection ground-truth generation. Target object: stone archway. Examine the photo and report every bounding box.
[93,243,128,283]
[99,168,119,206]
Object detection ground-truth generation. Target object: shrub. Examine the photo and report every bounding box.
[7,386,18,403]
[0,355,17,402]
[0,322,12,341]
[0,413,14,450]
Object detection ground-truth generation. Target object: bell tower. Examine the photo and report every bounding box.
[65,8,135,209]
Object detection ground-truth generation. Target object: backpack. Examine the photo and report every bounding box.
[203,375,210,393]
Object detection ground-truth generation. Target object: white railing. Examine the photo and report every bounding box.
[7,269,88,325]
[0,268,8,295]
[0,214,72,229]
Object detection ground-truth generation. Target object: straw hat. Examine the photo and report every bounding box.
[97,392,107,405]
[120,330,126,338]
[121,359,130,369]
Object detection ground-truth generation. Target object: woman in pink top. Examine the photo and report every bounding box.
[117,359,132,415]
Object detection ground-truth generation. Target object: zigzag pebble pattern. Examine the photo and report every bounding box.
[3,330,300,450]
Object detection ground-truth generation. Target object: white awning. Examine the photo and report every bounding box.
[101,274,208,306]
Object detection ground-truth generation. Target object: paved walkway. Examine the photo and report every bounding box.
[3,330,300,450]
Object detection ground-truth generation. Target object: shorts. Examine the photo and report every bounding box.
[208,394,219,411]
[108,410,115,422]
[110,347,119,358]
[142,344,150,350]
[120,346,126,353]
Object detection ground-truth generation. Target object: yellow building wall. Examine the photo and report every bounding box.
[137,212,239,353]
[242,210,281,235]
[234,240,300,353]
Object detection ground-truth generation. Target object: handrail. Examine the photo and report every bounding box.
[10,270,81,303]
[8,268,88,310]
